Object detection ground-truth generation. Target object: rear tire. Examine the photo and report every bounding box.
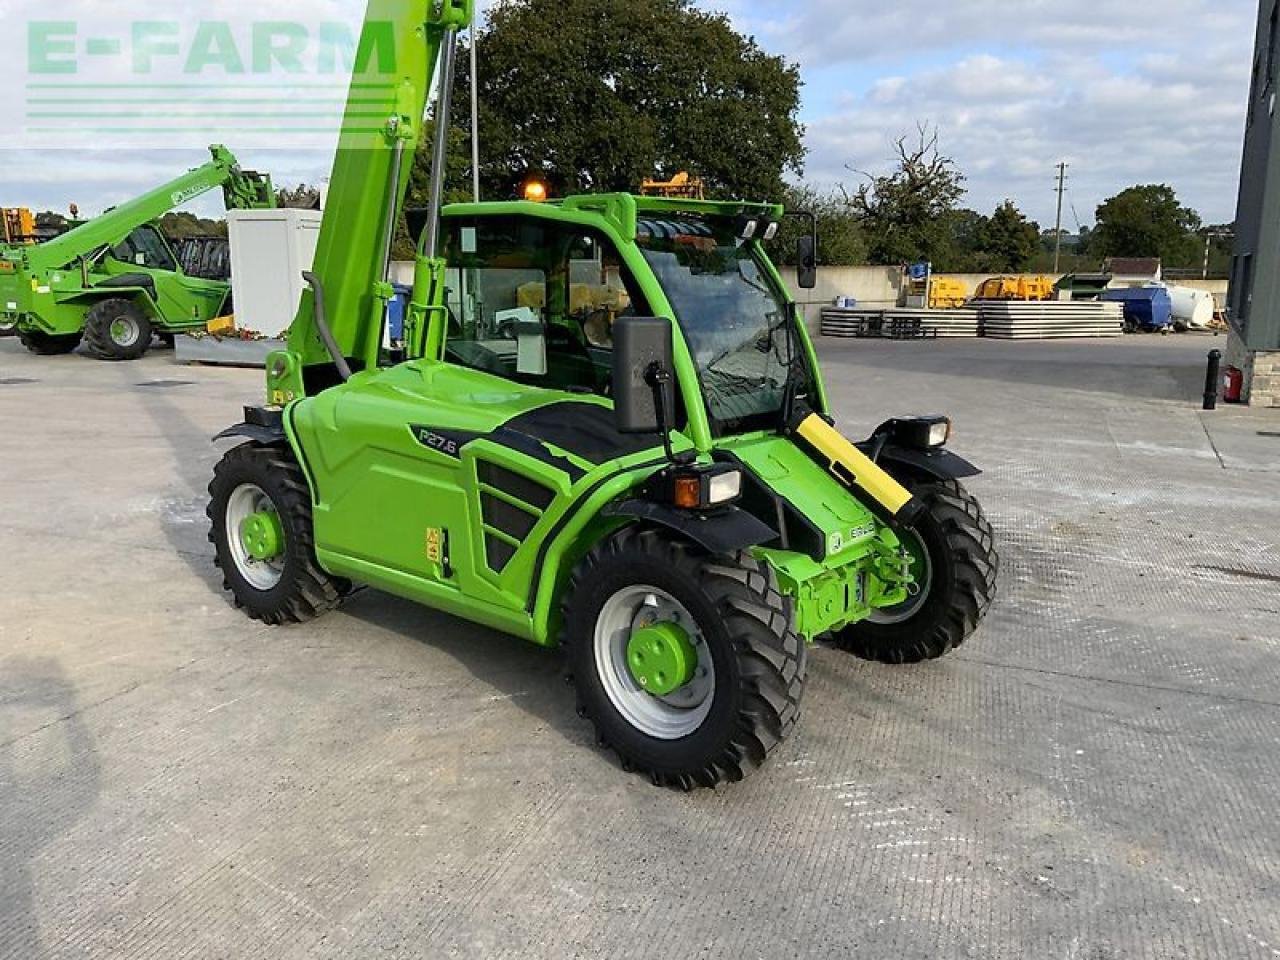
[563,527,806,789]
[84,298,152,361]
[208,443,344,625]
[19,329,82,355]
[833,478,997,664]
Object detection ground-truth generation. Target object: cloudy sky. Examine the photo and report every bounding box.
[0,0,1260,229]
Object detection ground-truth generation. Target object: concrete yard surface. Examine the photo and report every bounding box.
[1,334,1278,959]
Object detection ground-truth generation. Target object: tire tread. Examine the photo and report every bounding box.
[836,479,998,664]
[563,527,806,790]
[207,443,342,625]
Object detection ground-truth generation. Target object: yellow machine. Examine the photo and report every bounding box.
[927,277,969,309]
[639,171,706,200]
[974,275,1054,301]
[1,208,36,245]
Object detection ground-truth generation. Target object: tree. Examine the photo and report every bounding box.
[460,0,805,201]
[979,200,1040,272]
[156,211,227,240]
[767,185,866,266]
[1091,184,1202,266]
[847,125,966,266]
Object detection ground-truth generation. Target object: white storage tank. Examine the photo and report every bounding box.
[1164,284,1215,330]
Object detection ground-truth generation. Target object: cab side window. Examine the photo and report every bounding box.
[111,225,178,272]
[442,216,644,395]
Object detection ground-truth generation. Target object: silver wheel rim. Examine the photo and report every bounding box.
[110,315,140,347]
[593,585,715,740]
[869,529,933,625]
[225,484,286,591]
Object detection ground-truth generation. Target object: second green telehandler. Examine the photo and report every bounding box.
[208,0,998,788]
[0,146,274,361]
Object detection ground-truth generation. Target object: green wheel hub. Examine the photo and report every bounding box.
[627,622,698,696]
[110,316,139,346]
[240,510,285,562]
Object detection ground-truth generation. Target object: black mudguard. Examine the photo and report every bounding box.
[214,406,286,446]
[874,444,982,484]
[604,500,778,556]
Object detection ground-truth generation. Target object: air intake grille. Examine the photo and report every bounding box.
[476,462,557,573]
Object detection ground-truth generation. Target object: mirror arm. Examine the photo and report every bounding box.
[787,209,818,250]
[646,363,692,466]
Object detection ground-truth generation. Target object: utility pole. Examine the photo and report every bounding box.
[1202,229,1233,280]
[470,22,481,203]
[1053,161,1068,274]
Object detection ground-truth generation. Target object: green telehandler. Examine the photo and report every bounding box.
[0,146,274,361]
[209,0,998,788]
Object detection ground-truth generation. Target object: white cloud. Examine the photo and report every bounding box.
[739,0,1253,65]
[783,2,1256,226]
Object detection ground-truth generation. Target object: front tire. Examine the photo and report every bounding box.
[833,478,997,664]
[564,527,806,789]
[208,443,344,625]
[19,329,82,355]
[84,298,152,361]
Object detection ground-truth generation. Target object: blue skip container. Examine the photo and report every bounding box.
[1100,286,1173,332]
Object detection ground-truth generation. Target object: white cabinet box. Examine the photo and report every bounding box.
[227,209,323,338]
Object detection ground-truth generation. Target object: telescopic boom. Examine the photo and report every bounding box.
[14,145,274,273]
[283,0,474,382]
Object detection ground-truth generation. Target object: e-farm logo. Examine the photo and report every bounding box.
[27,21,395,77]
[21,19,398,146]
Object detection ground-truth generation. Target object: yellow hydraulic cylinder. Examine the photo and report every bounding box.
[792,413,923,526]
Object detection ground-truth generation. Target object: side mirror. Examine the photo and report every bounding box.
[612,316,675,435]
[796,234,818,290]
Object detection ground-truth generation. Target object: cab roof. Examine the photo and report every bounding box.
[436,192,785,244]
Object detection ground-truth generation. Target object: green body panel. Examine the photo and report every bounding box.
[723,434,910,638]
[285,359,675,644]
[0,145,273,336]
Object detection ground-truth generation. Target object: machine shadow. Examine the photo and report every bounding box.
[338,590,593,750]
[135,387,604,760]
[135,384,241,601]
[0,657,101,959]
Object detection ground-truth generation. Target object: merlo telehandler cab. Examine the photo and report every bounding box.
[207,0,997,789]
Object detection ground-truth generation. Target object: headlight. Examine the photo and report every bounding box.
[671,465,743,509]
[926,419,951,447]
[879,415,952,450]
[737,218,758,240]
[708,469,742,504]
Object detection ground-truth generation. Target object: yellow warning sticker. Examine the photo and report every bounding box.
[426,528,443,564]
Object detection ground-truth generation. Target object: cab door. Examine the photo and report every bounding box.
[103,224,228,326]
[434,213,649,592]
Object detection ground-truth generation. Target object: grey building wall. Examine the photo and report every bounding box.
[1231,0,1280,352]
